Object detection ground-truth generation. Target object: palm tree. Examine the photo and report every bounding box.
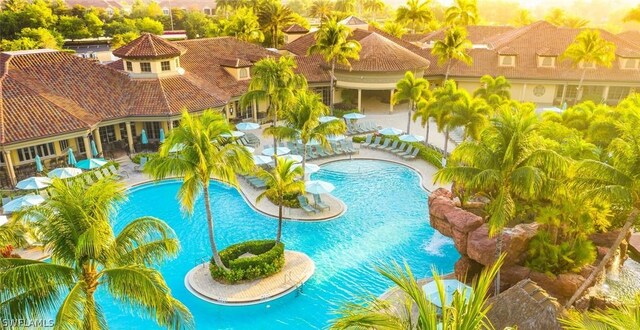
[382,21,407,38]
[431,26,473,80]
[562,294,640,329]
[413,95,435,144]
[435,104,568,294]
[144,110,254,269]
[511,9,534,27]
[309,0,334,25]
[444,0,479,26]
[566,115,640,307]
[395,0,434,34]
[624,6,640,22]
[473,75,511,107]
[224,7,264,43]
[0,179,192,329]
[331,255,505,329]
[335,0,356,14]
[363,0,385,22]
[430,80,465,165]
[308,18,361,114]
[256,159,305,243]
[392,71,430,134]
[241,56,308,162]
[449,90,491,141]
[561,30,616,105]
[0,218,28,248]
[258,1,296,48]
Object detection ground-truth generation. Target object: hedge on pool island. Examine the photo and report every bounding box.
[209,240,285,283]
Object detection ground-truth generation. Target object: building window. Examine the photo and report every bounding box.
[608,86,631,101]
[565,85,579,100]
[161,61,171,71]
[162,8,170,15]
[126,61,133,71]
[499,55,515,67]
[59,140,69,152]
[538,56,555,68]
[17,143,55,162]
[581,86,604,101]
[203,8,211,15]
[621,58,639,70]
[118,123,137,140]
[239,68,248,79]
[140,62,151,72]
[76,137,86,153]
[144,122,161,139]
[99,125,117,144]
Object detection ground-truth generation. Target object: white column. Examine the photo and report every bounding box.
[560,84,568,104]
[167,120,173,130]
[125,122,135,154]
[602,86,610,104]
[520,83,527,101]
[93,128,103,155]
[357,89,362,112]
[3,151,17,187]
[253,100,258,122]
[83,136,92,160]
[389,89,394,113]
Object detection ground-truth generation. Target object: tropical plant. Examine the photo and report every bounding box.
[448,90,491,141]
[144,110,254,269]
[0,179,192,329]
[256,159,305,243]
[473,75,511,108]
[392,71,430,134]
[381,21,406,38]
[562,294,640,329]
[413,95,435,144]
[624,6,640,22]
[309,0,334,24]
[429,80,465,164]
[258,0,296,48]
[444,0,478,26]
[335,0,356,14]
[395,0,434,33]
[561,30,616,105]
[0,218,28,248]
[363,0,385,21]
[308,18,361,114]
[511,9,533,27]
[435,104,568,294]
[331,254,505,329]
[224,7,264,43]
[432,26,473,81]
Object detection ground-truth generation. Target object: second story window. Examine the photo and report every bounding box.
[126,61,133,71]
[140,62,151,72]
[161,61,171,71]
[239,68,248,79]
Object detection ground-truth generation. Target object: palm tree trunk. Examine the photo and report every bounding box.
[574,68,587,105]
[442,128,449,167]
[494,233,503,296]
[565,209,638,308]
[445,60,452,81]
[276,204,283,243]
[425,120,430,144]
[330,59,336,115]
[302,142,307,179]
[273,101,279,167]
[204,184,226,269]
[83,265,100,329]
[407,100,413,134]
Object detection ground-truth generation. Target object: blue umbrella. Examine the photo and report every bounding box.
[90,140,99,157]
[67,148,77,166]
[236,122,260,131]
[34,155,43,172]
[159,128,165,143]
[422,279,472,308]
[3,195,45,214]
[141,129,148,145]
[343,112,366,120]
[76,158,108,170]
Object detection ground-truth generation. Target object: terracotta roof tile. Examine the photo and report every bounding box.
[295,54,330,83]
[340,16,367,25]
[113,33,187,59]
[618,31,640,47]
[416,25,514,44]
[283,24,309,34]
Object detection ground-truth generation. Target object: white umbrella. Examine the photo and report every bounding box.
[47,167,82,179]
[319,116,339,123]
[326,134,346,142]
[399,134,425,142]
[236,122,260,131]
[3,195,45,213]
[305,180,335,194]
[262,147,290,156]
[0,215,7,226]
[279,154,303,163]
[253,155,273,165]
[422,280,472,308]
[298,139,321,146]
[292,163,320,174]
[244,146,256,153]
[343,113,366,120]
[379,127,403,136]
[221,131,245,138]
[16,177,52,190]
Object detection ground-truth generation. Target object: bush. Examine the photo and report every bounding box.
[106,160,120,170]
[130,152,156,164]
[265,190,300,208]
[209,240,285,283]
[526,231,596,275]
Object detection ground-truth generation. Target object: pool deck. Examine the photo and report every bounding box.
[185,251,315,305]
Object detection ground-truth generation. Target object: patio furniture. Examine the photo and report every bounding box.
[375,138,391,149]
[94,170,105,181]
[366,137,382,149]
[312,194,330,210]
[360,135,373,147]
[392,142,407,154]
[134,157,147,172]
[398,145,414,157]
[316,147,328,158]
[403,148,420,160]
[297,195,319,214]
[386,140,399,151]
[331,142,344,155]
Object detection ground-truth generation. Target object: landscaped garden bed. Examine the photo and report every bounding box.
[210,240,285,284]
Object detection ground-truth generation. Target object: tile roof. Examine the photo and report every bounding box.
[283,24,309,34]
[414,25,515,44]
[112,33,187,59]
[340,16,368,26]
[618,30,640,47]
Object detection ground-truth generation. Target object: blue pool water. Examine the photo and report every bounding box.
[100,160,458,329]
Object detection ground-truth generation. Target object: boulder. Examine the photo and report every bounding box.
[500,265,532,287]
[452,229,468,255]
[430,215,453,238]
[467,223,539,266]
[429,196,456,220]
[445,208,483,233]
[429,188,453,202]
[454,256,483,281]
[590,230,621,248]
[529,271,585,302]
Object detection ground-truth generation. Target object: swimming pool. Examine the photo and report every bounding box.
[99,160,458,329]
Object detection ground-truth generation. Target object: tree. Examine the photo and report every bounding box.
[0,179,192,329]
[84,11,104,38]
[135,17,164,35]
[624,6,640,22]
[111,31,139,49]
[104,18,137,37]
[335,0,356,14]
[144,110,254,269]
[430,80,464,164]
[6,27,63,50]
[473,75,511,107]
[435,104,568,294]
[562,294,640,329]
[256,159,305,243]
[258,1,296,48]
[395,0,434,33]
[183,11,212,39]
[561,30,616,105]
[431,26,473,80]
[392,71,430,134]
[0,37,38,50]
[308,17,361,114]
[309,0,334,24]
[511,9,533,27]
[224,7,264,43]
[413,96,435,144]
[58,15,90,40]
[332,255,505,329]
[287,0,311,16]
[363,0,385,22]
[545,7,566,26]
[445,0,479,26]
[448,90,491,141]
[381,21,406,38]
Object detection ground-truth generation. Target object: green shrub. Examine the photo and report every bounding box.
[106,160,120,170]
[130,152,156,164]
[526,231,596,275]
[265,190,301,208]
[209,240,285,283]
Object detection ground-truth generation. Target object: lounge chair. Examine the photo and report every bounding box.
[134,157,147,172]
[84,175,95,186]
[108,165,128,179]
[323,146,335,157]
[392,142,407,154]
[398,145,414,157]
[375,139,391,149]
[313,194,330,210]
[360,135,373,147]
[316,147,328,158]
[385,140,399,151]
[347,141,359,154]
[297,195,319,214]
[403,148,420,160]
[94,170,105,181]
[331,142,344,155]
[306,146,318,159]
[366,137,382,149]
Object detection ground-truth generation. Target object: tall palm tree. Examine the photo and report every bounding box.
[562,294,640,329]
[561,30,616,105]
[511,9,534,27]
[392,71,430,134]
[413,95,435,144]
[449,90,491,141]
[382,21,407,38]
[241,56,308,162]
[435,104,568,294]
[444,0,478,26]
[430,80,465,165]
[0,179,192,329]
[308,18,361,114]
[144,110,254,269]
[624,6,640,22]
[224,7,264,43]
[331,255,505,329]
[395,0,434,34]
[363,0,385,22]
[258,1,296,48]
[431,26,473,80]
[335,0,356,14]
[0,218,28,248]
[256,159,305,243]
[473,75,511,108]
[309,0,335,25]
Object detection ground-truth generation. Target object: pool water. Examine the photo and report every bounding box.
[100,160,458,329]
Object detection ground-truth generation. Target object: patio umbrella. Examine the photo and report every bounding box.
[279,154,303,163]
[326,134,345,142]
[399,134,425,142]
[305,180,335,194]
[48,167,82,179]
[169,143,185,153]
[236,122,260,131]
[244,146,255,153]
[141,129,148,145]
[221,131,245,138]
[291,163,320,174]
[319,116,339,123]
[422,279,472,308]
[159,128,165,143]
[0,215,7,226]
[34,155,43,172]
[262,147,290,156]
[379,127,403,136]
[16,177,52,190]
[253,155,273,165]
[67,148,77,166]
[90,140,99,157]
[3,195,45,213]
[343,113,366,120]
[76,158,108,170]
